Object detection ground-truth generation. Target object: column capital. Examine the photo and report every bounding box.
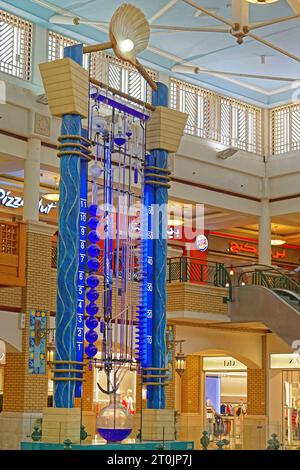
[25,220,56,237]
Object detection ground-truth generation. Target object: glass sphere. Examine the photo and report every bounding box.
[90,162,103,179]
[87,257,100,272]
[87,244,101,258]
[85,343,97,358]
[86,274,100,288]
[88,230,100,244]
[85,329,98,343]
[86,302,99,316]
[86,288,99,302]
[86,316,98,330]
[97,395,132,443]
[88,217,99,231]
[89,204,98,217]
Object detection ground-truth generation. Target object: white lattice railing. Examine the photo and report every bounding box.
[271,103,300,155]
[170,78,262,155]
[0,10,32,80]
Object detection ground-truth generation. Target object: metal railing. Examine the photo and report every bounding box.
[231,264,300,294]
[167,256,232,300]
[51,247,232,300]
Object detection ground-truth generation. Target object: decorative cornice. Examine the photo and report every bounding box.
[25,220,56,236]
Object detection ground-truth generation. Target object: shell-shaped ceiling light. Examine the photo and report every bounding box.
[109,3,150,65]
[246,0,279,3]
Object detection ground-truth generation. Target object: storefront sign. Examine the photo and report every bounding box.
[270,354,300,369]
[196,234,208,252]
[203,356,247,371]
[0,187,57,215]
[229,241,286,260]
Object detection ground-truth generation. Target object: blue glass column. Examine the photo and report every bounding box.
[147,82,169,409]
[54,44,84,408]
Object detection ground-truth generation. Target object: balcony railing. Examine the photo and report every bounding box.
[167,256,232,300]
[0,220,26,286]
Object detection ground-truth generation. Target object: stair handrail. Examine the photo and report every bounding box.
[235,264,300,293]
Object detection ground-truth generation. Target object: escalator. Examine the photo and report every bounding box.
[228,266,300,347]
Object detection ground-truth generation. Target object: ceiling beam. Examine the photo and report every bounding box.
[149,0,180,24]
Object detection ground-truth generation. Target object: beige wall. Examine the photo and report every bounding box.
[175,324,263,368]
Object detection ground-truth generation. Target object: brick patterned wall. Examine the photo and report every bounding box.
[167,283,228,315]
[50,270,57,313]
[3,224,53,412]
[247,336,266,415]
[181,355,201,413]
[0,287,22,309]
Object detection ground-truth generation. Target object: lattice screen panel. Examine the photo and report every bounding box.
[271,104,300,155]
[0,222,18,254]
[170,78,262,155]
[91,52,157,104]
[0,10,32,80]
[48,31,90,69]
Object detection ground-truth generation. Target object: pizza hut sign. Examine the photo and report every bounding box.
[0,188,57,215]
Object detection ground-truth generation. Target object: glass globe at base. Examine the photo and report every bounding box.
[97,428,132,443]
[97,393,133,444]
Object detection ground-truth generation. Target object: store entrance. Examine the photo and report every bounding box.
[205,370,247,448]
[283,370,300,447]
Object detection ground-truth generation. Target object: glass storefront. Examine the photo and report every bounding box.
[283,370,300,447]
[204,357,247,448]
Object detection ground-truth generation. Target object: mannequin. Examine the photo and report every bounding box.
[122,388,135,415]
[206,399,215,441]
[235,398,247,418]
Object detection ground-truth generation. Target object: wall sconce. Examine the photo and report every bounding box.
[47,347,55,364]
[175,340,186,377]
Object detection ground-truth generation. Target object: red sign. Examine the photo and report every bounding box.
[229,241,286,260]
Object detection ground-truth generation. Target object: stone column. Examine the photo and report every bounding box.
[0,222,54,449]
[23,138,41,222]
[258,198,271,266]
[247,337,267,415]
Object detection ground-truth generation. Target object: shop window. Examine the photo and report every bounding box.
[0,10,32,81]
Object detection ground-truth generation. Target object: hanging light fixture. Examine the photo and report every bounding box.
[44,176,60,202]
[246,0,279,4]
[271,225,286,246]
[175,340,186,377]
[168,219,184,227]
